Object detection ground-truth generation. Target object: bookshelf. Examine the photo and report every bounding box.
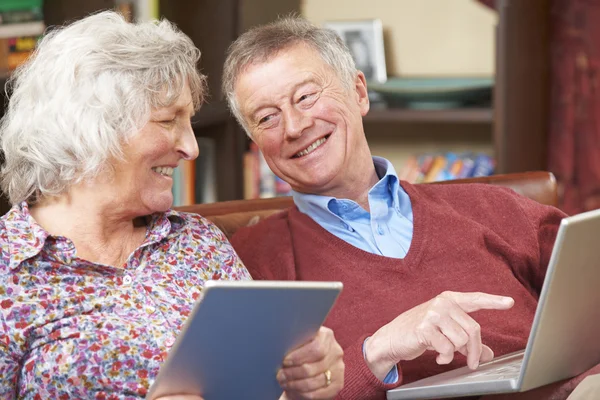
[364,108,493,125]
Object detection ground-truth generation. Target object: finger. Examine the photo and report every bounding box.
[424,326,456,365]
[283,327,334,367]
[480,344,494,362]
[437,313,470,352]
[448,307,482,369]
[278,359,328,384]
[283,364,344,400]
[444,292,514,313]
[280,366,334,392]
[458,344,494,366]
[284,382,343,400]
[278,343,343,384]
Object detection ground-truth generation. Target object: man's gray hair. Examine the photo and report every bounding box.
[0,10,206,205]
[222,16,357,135]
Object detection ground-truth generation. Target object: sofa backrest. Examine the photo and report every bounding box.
[175,171,558,239]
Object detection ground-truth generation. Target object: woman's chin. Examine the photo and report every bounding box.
[142,194,174,214]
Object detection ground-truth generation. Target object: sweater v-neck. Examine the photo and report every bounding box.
[288,181,429,271]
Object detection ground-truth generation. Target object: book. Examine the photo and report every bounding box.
[115,2,134,23]
[258,148,275,198]
[194,137,217,204]
[456,153,476,179]
[0,20,44,38]
[5,35,39,70]
[172,165,182,207]
[471,153,495,177]
[0,0,42,13]
[181,159,195,205]
[423,154,447,183]
[0,7,43,24]
[243,149,259,200]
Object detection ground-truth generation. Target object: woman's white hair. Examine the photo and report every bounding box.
[222,16,357,136]
[0,10,206,205]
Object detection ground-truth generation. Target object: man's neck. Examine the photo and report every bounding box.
[325,166,380,212]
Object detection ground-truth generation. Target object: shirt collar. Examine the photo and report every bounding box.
[371,156,402,210]
[293,156,405,219]
[3,202,186,270]
[4,202,50,270]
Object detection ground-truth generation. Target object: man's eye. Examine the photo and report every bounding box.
[299,93,314,102]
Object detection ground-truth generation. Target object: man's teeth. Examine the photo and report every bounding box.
[296,137,327,157]
[152,166,174,177]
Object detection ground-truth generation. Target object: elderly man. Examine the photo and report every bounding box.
[223,17,597,400]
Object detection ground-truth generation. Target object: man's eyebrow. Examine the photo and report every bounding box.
[247,78,317,118]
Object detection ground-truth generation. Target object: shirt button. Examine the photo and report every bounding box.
[123,275,133,285]
[377,224,384,235]
[346,225,354,232]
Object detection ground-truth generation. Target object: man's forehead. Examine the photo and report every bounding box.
[237,43,325,79]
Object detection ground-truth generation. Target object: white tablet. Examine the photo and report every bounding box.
[147,280,343,400]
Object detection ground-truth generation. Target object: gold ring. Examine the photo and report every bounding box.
[324,369,332,387]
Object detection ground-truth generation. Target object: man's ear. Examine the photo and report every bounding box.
[354,71,370,116]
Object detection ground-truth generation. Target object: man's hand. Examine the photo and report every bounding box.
[365,291,515,380]
[277,326,344,400]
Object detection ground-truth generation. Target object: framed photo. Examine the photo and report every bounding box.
[324,19,387,83]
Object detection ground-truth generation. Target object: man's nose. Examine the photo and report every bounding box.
[283,107,312,140]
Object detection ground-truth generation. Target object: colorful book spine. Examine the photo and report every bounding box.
[399,152,495,182]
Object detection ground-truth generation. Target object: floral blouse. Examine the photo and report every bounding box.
[0,202,251,399]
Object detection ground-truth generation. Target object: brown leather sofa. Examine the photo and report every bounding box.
[175,171,558,238]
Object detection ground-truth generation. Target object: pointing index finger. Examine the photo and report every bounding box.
[446,292,514,313]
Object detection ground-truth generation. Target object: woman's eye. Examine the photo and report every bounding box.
[160,118,176,125]
[259,115,272,125]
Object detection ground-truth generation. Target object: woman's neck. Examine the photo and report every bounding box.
[29,191,147,267]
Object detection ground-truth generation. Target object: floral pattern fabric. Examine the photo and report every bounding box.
[0,202,251,399]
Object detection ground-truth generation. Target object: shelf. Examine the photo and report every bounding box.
[363,107,493,124]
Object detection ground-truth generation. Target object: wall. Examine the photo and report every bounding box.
[301,0,497,76]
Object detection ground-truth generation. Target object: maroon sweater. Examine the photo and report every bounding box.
[231,182,567,399]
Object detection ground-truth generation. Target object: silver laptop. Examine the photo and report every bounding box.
[388,208,600,399]
[147,280,342,400]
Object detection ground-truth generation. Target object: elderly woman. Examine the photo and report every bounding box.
[0,11,344,400]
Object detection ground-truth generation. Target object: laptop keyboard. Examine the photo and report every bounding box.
[462,358,523,381]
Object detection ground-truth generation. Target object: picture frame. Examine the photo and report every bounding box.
[324,19,387,83]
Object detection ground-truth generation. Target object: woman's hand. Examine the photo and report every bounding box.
[277,326,344,400]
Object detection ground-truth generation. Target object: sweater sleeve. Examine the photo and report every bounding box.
[336,335,401,400]
[510,192,566,295]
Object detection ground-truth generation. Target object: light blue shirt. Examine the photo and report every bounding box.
[293,157,414,258]
[293,156,414,383]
